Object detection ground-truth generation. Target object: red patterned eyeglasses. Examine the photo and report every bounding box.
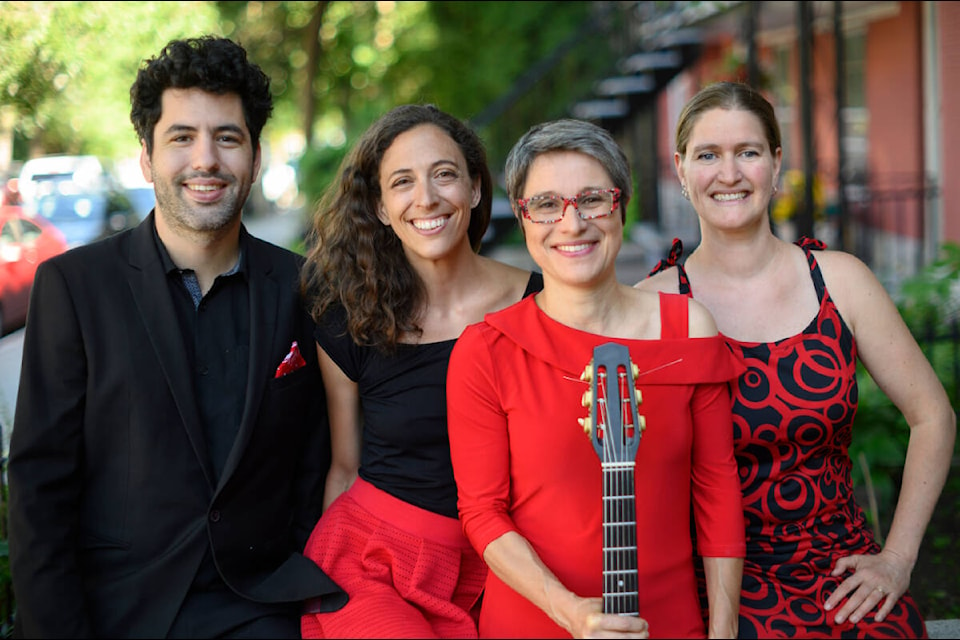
[517,188,621,224]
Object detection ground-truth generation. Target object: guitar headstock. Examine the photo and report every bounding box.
[578,342,645,463]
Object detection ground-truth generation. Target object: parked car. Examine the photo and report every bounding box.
[124,184,156,221]
[18,155,141,248]
[0,203,68,334]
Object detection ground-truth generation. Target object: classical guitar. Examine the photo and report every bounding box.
[578,342,645,617]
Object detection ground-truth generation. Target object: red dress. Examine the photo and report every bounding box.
[447,293,746,639]
[650,238,928,638]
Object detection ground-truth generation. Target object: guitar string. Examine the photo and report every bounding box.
[599,367,617,612]
[620,365,638,613]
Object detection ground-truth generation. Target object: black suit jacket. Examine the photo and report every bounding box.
[8,214,346,638]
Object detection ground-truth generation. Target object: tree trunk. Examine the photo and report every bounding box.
[302,1,329,148]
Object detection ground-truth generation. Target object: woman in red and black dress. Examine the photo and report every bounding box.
[447,118,746,639]
[639,81,956,638]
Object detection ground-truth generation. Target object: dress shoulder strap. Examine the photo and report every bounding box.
[795,236,828,304]
[648,237,692,296]
[658,291,689,339]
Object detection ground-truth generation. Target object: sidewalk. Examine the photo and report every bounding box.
[928,619,960,638]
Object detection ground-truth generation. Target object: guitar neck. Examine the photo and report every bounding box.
[602,462,639,616]
[581,342,643,618]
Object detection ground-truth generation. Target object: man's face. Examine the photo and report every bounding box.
[140,88,260,234]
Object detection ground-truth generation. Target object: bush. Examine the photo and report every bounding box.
[852,242,960,509]
[851,242,960,619]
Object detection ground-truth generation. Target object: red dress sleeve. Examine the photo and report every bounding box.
[690,381,747,557]
[446,322,519,556]
[659,290,745,558]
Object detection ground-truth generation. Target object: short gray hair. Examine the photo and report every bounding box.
[504,119,632,221]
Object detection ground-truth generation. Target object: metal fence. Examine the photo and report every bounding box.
[843,182,941,294]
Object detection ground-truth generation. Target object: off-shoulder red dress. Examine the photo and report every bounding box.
[447,292,746,639]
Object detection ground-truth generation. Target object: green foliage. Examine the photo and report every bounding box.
[850,243,960,620]
[895,242,960,417]
[850,365,909,509]
[420,1,621,172]
[1,1,221,159]
[4,0,624,186]
[851,242,960,522]
[296,142,349,229]
[897,241,960,328]
[624,176,642,237]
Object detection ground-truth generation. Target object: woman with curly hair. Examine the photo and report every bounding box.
[299,104,542,638]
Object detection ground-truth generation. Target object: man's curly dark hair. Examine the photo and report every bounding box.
[130,35,273,155]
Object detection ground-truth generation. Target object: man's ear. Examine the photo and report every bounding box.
[253,144,262,182]
[139,142,154,184]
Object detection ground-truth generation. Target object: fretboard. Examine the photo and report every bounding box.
[601,462,638,615]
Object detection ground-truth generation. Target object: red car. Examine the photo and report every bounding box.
[0,203,68,334]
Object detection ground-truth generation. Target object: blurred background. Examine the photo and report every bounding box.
[0,0,958,631]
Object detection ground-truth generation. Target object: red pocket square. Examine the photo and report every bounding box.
[275,341,307,378]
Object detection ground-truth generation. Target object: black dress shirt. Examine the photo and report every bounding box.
[154,227,250,482]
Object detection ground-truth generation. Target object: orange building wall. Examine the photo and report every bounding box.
[810,30,839,194]
[940,1,960,244]
[863,1,924,239]
[865,2,924,188]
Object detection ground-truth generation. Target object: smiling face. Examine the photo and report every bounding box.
[140,87,259,235]
[377,124,479,264]
[675,107,781,233]
[520,150,622,288]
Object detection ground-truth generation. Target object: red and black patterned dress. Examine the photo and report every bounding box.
[649,238,928,638]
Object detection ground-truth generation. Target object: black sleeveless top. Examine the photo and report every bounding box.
[315,272,543,517]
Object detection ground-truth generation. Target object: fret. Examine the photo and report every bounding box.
[600,462,636,471]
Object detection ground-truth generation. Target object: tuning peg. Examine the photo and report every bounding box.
[631,363,639,379]
[580,363,594,382]
[581,389,592,408]
[638,415,647,432]
[578,416,592,435]
[635,388,643,405]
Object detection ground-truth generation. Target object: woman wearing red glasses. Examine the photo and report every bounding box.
[447,119,746,638]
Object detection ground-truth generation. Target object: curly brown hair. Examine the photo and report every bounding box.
[300,104,493,352]
[130,36,272,156]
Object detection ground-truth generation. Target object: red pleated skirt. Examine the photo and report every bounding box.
[301,478,487,638]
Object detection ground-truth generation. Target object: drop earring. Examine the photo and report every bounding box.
[681,184,690,200]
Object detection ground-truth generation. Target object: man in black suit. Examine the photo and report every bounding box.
[8,36,346,638]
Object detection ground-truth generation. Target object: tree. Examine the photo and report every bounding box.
[416,0,616,169]
[0,1,221,163]
[1,0,625,189]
